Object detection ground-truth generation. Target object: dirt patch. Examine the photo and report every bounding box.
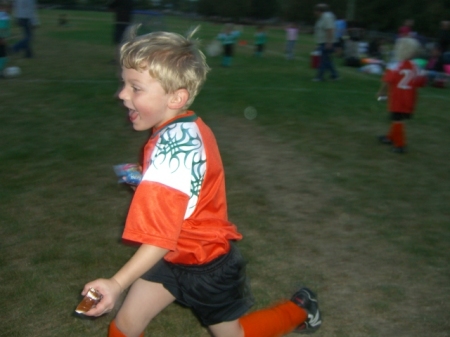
[208,115,449,337]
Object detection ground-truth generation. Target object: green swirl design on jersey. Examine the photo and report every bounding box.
[155,123,206,198]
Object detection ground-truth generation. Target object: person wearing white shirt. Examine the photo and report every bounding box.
[12,0,38,58]
[313,3,339,81]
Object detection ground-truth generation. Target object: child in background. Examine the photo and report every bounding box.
[217,23,241,67]
[377,37,427,153]
[425,45,445,84]
[80,26,322,337]
[0,0,11,76]
[254,25,267,57]
[285,23,298,60]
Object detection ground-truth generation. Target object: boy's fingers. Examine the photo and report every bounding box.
[86,302,112,317]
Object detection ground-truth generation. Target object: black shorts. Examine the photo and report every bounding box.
[390,112,412,121]
[223,44,233,57]
[141,243,254,326]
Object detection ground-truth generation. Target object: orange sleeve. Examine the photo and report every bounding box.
[122,181,189,251]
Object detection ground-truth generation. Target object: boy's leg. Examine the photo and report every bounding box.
[209,320,244,337]
[210,288,321,337]
[391,121,406,152]
[112,279,175,337]
[109,320,144,337]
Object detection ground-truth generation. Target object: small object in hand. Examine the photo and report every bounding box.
[377,96,387,101]
[75,288,103,314]
[113,163,142,186]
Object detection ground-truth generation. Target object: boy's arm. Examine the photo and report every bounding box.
[81,244,168,317]
[414,70,428,87]
[113,244,168,290]
[377,82,388,98]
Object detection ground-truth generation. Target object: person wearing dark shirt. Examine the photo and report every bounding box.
[108,0,133,45]
[437,20,450,53]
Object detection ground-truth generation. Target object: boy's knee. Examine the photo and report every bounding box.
[114,314,145,337]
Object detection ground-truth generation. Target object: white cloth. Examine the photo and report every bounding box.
[314,11,336,44]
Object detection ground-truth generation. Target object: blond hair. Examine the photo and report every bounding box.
[393,37,420,61]
[120,26,210,108]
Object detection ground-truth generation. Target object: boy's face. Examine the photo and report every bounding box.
[118,67,176,131]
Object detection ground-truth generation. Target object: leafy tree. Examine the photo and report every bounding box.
[249,0,280,20]
[197,0,219,17]
[216,0,251,21]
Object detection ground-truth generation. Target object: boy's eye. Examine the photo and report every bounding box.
[132,86,140,92]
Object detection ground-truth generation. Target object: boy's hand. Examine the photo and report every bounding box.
[80,278,123,317]
[376,90,387,99]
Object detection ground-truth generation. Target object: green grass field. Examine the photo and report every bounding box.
[1,9,449,337]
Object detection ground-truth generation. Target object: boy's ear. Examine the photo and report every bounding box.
[168,89,189,109]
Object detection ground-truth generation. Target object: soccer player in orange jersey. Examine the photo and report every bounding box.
[377,37,427,153]
[79,27,322,337]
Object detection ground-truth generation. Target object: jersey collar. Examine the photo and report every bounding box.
[151,110,197,138]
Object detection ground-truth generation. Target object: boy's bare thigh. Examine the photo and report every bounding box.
[209,320,244,337]
[115,279,175,337]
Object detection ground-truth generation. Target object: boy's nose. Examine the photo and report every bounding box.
[117,87,126,100]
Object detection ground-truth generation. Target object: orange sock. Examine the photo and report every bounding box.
[239,301,307,337]
[108,320,144,337]
[387,123,395,141]
[392,122,406,148]
[397,122,405,148]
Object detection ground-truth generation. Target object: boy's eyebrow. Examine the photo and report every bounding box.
[128,79,144,86]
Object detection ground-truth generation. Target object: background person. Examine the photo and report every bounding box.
[377,38,427,153]
[12,0,38,58]
[437,20,450,53]
[398,19,414,38]
[313,3,339,81]
[284,22,298,60]
[334,16,346,57]
[254,24,267,57]
[217,23,241,67]
[0,0,11,74]
[108,0,133,63]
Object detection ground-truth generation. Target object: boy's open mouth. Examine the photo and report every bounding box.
[128,109,138,122]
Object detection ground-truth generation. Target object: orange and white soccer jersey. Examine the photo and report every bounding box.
[122,111,242,265]
[383,60,427,113]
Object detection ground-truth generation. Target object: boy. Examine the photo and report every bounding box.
[377,37,427,153]
[81,27,322,337]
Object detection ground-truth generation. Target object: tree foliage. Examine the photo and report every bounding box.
[37,0,450,36]
[282,0,450,36]
[197,0,275,21]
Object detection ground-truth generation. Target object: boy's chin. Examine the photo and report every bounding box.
[131,124,150,131]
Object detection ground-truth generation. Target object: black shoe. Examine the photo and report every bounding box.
[378,135,392,145]
[291,288,322,334]
[391,146,406,154]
